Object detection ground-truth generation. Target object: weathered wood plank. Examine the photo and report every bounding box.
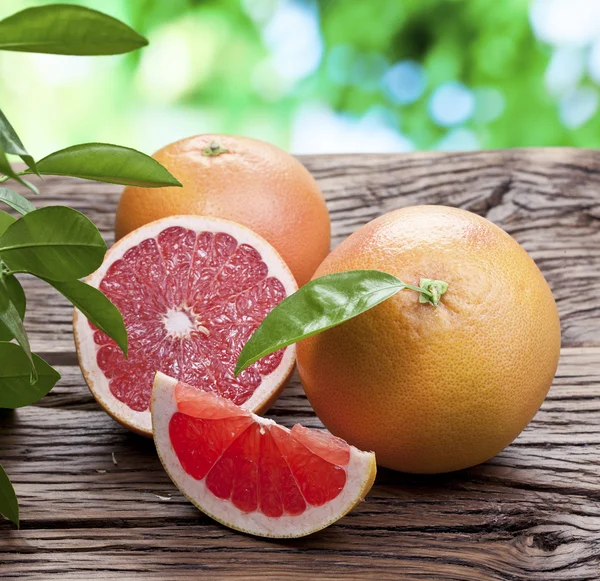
[13,148,600,353]
[2,519,600,581]
[1,149,600,580]
[1,348,599,580]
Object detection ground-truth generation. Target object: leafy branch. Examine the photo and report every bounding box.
[0,3,181,527]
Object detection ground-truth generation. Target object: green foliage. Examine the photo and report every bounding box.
[0,109,37,174]
[47,279,128,356]
[0,275,25,341]
[0,342,60,408]
[0,145,38,194]
[0,206,107,281]
[0,209,15,235]
[0,273,33,374]
[0,0,595,154]
[315,0,553,149]
[0,188,35,215]
[0,212,30,367]
[0,5,148,55]
[29,143,183,187]
[0,464,18,527]
[235,270,447,375]
[0,2,179,527]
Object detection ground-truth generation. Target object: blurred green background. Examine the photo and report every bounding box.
[1,0,599,157]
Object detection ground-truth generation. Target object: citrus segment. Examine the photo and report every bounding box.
[152,373,376,538]
[74,216,297,436]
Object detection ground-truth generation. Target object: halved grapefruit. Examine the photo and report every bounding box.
[152,372,377,538]
[74,216,297,436]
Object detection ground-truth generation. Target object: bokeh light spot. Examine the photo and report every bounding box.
[436,128,480,151]
[428,82,475,127]
[351,52,388,92]
[530,0,600,46]
[560,87,598,129]
[383,60,426,105]
[137,19,209,104]
[587,40,600,84]
[327,45,357,86]
[545,47,584,97]
[473,88,505,123]
[262,0,323,84]
[291,103,413,154]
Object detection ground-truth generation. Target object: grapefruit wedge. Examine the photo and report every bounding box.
[152,372,377,538]
[74,216,297,436]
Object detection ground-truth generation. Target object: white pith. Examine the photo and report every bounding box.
[73,215,298,436]
[152,372,376,538]
[164,308,196,336]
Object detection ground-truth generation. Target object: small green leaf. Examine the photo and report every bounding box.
[0,463,18,527]
[0,274,25,341]
[0,109,38,175]
[0,206,106,281]
[0,144,38,194]
[0,188,35,215]
[26,143,182,187]
[0,5,148,55]
[0,342,59,408]
[0,209,16,235]
[47,279,127,356]
[0,276,34,375]
[235,270,409,375]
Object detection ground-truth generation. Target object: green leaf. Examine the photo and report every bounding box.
[47,279,127,356]
[0,188,35,215]
[0,276,34,375]
[0,144,38,195]
[0,5,148,55]
[235,270,409,374]
[0,274,25,341]
[0,342,60,408]
[0,215,21,341]
[0,109,38,175]
[0,206,106,281]
[0,463,18,527]
[0,209,15,235]
[26,143,182,187]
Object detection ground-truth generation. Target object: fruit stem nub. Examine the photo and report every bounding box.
[418,278,449,306]
[202,141,229,157]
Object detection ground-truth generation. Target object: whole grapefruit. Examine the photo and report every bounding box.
[115,135,330,286]
[296,205,561,473]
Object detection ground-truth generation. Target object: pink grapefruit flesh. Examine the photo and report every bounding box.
[74,216,297,436]
[152,373,377,538]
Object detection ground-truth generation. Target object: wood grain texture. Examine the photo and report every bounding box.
[1,148,600,580]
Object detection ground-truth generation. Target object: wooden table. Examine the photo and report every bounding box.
[1,149,599,580]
